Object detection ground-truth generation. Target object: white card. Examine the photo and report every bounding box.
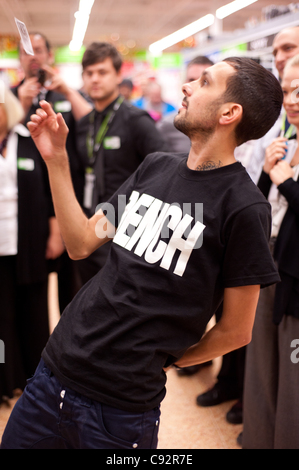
[15,18,34,56]
[83,173,96,209]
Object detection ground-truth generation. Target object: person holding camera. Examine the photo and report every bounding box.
[12,32,92,312]
[14,32,92,121]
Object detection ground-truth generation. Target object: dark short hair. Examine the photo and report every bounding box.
[223,57,283,146]
[82,42,123,72]
[120,79,133,90]
[188,56,214,67]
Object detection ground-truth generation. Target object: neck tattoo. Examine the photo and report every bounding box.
[195,160,222,171]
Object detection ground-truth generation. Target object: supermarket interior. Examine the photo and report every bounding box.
[1,0,299,450]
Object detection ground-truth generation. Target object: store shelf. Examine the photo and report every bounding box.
[183,10,299,62]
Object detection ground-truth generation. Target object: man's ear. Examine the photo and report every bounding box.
[219,103,243,126]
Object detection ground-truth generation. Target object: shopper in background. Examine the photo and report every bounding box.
[75,42,168,284]
[233,25,299,447]
[0,83,59,402]
[158,56,214,153]
[13,32,91,312]
[119,78,134,101]
[198,30,299,425]
[15,32,92,121]
[246,26,299,183]
[242,55,299,449]
[202,26,299,430]
[141,82,176,121]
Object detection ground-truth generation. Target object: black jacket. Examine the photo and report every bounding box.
[16,129,54,285]
[11,84,83,203]
[76,97,169,209]
[258,169,299,323]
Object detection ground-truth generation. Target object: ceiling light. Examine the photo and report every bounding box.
[216,0,258,20]
[149,14,215,54]
[69,0,95,51]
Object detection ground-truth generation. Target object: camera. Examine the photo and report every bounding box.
[37,69,46,86]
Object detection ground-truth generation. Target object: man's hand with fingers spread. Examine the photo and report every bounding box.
[27,100,69,163]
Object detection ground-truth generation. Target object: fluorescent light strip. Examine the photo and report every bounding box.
[216,0,258,20]
[70,0,95,51]
[149,14,215,54]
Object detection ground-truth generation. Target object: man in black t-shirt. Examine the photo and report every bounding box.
[1,58,283,450]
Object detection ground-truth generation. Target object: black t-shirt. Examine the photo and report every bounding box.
[42,153,280,412]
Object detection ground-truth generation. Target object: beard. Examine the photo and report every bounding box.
[174,99,222,141]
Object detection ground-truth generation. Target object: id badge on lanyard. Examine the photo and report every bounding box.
[83,169,96,210]
[83,96,124,211]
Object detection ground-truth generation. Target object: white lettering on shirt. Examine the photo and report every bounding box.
[113,191,205,277]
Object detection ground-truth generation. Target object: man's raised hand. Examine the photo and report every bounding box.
[27,100,69,164]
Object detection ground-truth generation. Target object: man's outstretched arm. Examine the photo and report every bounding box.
[28,100,115,260]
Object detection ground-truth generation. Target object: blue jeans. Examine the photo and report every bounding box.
[0,360,160,449]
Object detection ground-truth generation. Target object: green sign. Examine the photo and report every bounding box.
[55,46,86,64]
[221,43,247,56]
[134,49,148,62]
[0,49,18,59]
[151,53,183,69]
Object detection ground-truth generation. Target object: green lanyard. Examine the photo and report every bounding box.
[86,96,124,166]
[280,112,296,138]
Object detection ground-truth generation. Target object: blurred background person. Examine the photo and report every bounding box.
[242,54,299,449]
[198,28,299,433]
[119,78,134,101]
[12,32,91,313]
[132,76,153,109]
[0,83,62,402]
[14,32,92,121]
[76,42,168,284]
[145,82,176,121]
[246,26,299,183]
[135,81,176,122]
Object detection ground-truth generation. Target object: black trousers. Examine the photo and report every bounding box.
[0,256,49,400]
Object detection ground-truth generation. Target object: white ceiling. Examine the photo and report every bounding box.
[0,0,295,51]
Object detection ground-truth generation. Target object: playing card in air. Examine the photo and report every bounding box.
[15,18,34,55]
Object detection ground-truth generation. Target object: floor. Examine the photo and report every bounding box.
[0,274,242,449]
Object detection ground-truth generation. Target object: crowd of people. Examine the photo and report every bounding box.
[0,24,299,449]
